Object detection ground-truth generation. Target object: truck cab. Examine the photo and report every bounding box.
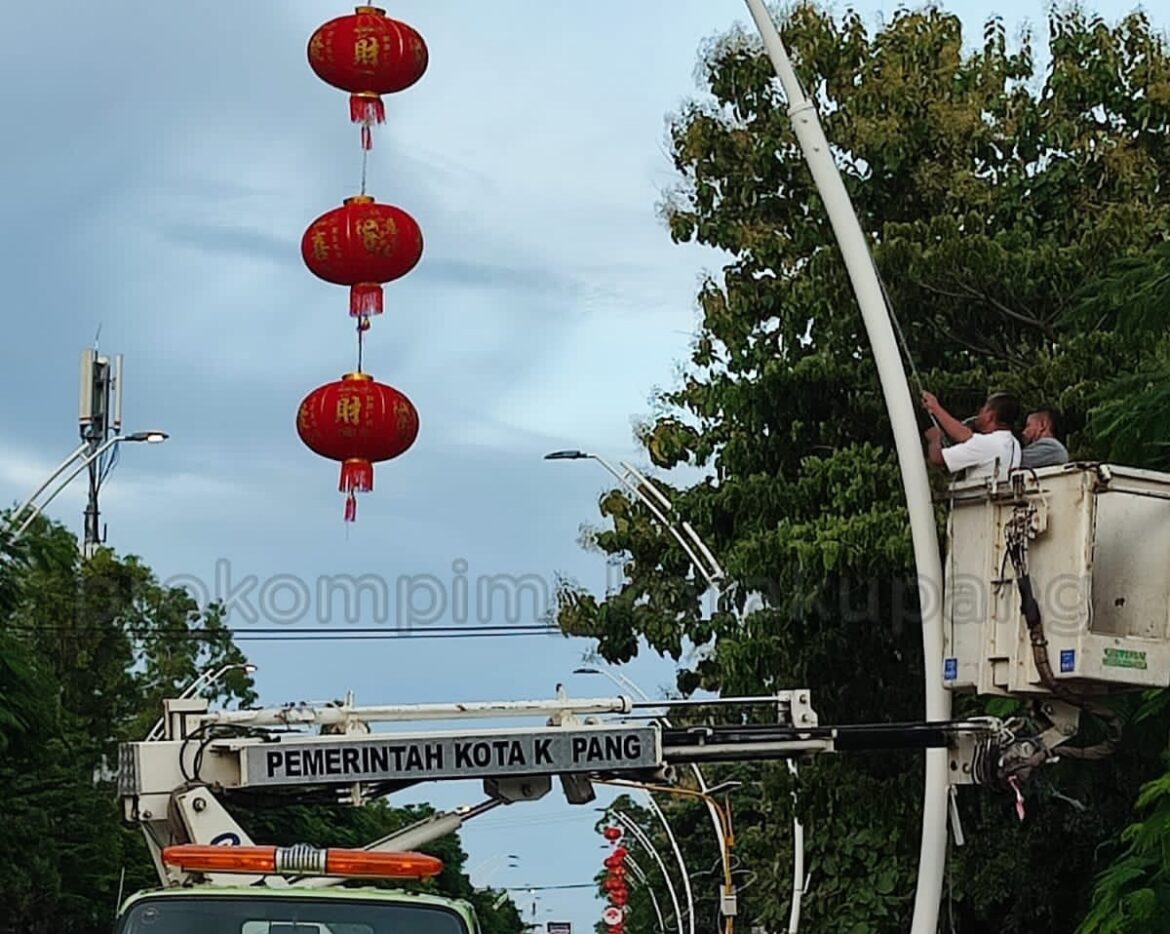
[115,886,479,934]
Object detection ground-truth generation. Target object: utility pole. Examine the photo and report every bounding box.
[78,346,123,558]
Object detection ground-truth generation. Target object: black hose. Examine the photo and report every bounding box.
[1014,570,1121,760]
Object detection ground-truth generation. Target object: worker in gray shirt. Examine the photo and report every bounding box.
[1021,407,1069,468]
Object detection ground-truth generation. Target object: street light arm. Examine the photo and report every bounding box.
[9,435,123,544]
[614,810,685,934]
[640,792,695,934]
[5,430,168,549]
[619,462,726,582]
[551,451,724,592]
[626,857,668,934]
[2,440,90,538]
[145,662,258,741]
[592,454,722,592]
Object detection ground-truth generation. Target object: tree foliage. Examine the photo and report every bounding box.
[558,4,1170,931]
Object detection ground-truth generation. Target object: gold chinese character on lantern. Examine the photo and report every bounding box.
[336,396,363,425]
[354,36,380,66]
[309,32,327,63]
[355,218,383,255]
[394,401,414,432]
[311,229,331,262]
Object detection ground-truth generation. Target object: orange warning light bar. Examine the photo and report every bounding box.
[162,844,443,879]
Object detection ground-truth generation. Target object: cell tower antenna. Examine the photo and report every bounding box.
[79,341,118,557]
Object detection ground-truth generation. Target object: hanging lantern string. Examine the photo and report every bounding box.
[356,320,366,372]
[360,141,370,196]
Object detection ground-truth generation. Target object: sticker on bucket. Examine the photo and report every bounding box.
[1059,649,1075,673]
[1103,647,1147,670]
[943,658,957,681]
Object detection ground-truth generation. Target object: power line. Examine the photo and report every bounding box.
[504,883,596,891]
[2,624,564,642]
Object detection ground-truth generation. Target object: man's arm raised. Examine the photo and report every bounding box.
[921,391,973,443]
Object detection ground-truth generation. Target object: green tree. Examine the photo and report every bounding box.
[1066,241,1170,932]
[1074,241,1170,469]
[0,516,257,933]
[558,4,1170,931]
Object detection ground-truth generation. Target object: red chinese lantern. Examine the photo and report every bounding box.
[603,826,622,841]
[302,195,423,320]
[297,371,419,521]
[308,5,428,149]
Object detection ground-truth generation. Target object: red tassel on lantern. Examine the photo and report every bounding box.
[341,457,374,493]
[351,282,384,316]
[350,92,386,126]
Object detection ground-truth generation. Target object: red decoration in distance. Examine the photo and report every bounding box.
[308,5,428,149]
[302,195,423,321]
[603,827,622,841]
[297,371,419,521]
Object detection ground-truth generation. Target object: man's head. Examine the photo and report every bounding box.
[975,392,1020,433]
[1023,408,1062,444]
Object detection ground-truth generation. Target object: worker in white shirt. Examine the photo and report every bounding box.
[921,391,1022,481]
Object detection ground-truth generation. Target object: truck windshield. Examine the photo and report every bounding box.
[116,895,468,934]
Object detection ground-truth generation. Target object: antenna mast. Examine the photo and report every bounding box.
[78,346,124,557]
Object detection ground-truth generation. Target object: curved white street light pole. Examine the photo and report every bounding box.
[741,3,949,931]
[627,855,668,934]
[3,440,89,536]
[576,667,729,881]
[4,431,169,547]
[641,791,695,934]
[786,761,806,934]
[614,809,685,934]
[145,661,258,742]
[545,451,725,592]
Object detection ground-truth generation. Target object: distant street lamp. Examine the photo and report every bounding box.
[3,430,169,547]
[145,662,257,741]
[544,450,724,590]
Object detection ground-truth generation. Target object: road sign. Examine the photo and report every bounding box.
[548,923,572,934]
[239,724,661,787]
[602,907,624,926]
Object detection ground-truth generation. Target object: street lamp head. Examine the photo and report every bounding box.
[543,450,588,460]
[573,667,600,675]
[125,430,169,443]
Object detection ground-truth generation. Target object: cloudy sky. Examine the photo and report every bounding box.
[0,0,1147,927]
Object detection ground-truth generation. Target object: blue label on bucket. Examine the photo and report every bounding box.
[1060,649,1076,673]
[943,657,958,680]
